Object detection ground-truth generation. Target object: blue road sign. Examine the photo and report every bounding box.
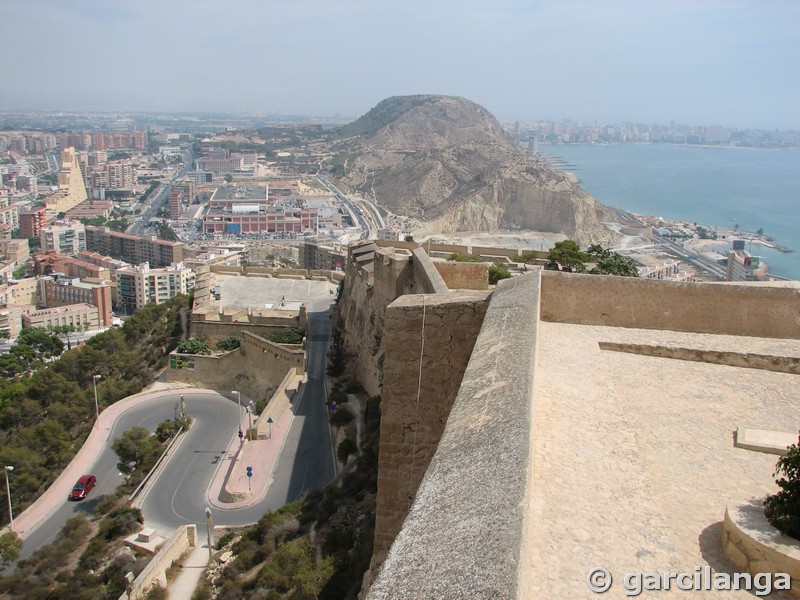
[267,417,274,424]
[246,466,253,478]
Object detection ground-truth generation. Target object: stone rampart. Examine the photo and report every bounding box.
[368,272,540,599]
[367,288,491,584]
[166,331,304,403]
[541,271,800,339]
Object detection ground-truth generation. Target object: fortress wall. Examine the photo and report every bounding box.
[411,248,449,294]
[369,289,492,586]
[433,261,489,291]
[165,331,304,404]
[541,271,800,339]
[368,272,540,600]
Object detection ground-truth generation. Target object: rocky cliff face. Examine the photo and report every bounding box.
[332,95,614,245]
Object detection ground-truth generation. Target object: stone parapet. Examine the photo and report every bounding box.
[119,524,196,600]
[541,271,800,339]
[367,272,540,599]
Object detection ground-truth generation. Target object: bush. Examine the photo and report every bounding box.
[765,444,800,539]
[215,336,241,352]
[488,265,512,285]
[337,438,358,464]
[329,408,354,427]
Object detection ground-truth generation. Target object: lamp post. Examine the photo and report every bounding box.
[92,374,102,427]
[4,466,13,533]
[246,404,254,440]
[205,506,214,560]
[232,390,243,444]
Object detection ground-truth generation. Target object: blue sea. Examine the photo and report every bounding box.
[539,143,800,281]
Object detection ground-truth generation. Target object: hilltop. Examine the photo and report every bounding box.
[331,95,614,244]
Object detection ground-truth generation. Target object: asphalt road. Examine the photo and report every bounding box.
[16,299,335,561]
[141,308,336,533]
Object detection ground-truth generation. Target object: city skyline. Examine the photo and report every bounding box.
[1,1,799,130]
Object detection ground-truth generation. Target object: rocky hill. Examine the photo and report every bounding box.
[331,95,614,244]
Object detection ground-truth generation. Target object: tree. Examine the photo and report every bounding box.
[112,426,163,475]
[587,245,640,277]
[223,174,233,183]
[765,444,800,539]
[548,240,589,272]
[337,438,358,463]
[0,532,22,566]
[404,235,415,243]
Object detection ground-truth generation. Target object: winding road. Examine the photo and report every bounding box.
[17,307,335,561]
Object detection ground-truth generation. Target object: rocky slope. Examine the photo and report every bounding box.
[331,95,614,245]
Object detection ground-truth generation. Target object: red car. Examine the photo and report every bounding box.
[69,475,96,501]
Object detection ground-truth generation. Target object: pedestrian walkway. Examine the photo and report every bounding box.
[167,542,211,600]
[206,395,295,509]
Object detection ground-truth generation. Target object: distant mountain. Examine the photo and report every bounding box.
[331,95,614,243]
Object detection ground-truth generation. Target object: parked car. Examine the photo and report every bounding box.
[69,475,97,501]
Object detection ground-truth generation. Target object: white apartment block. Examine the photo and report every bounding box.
[115,262,196,314]
[40,222,87,255]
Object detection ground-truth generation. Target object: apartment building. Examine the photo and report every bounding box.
[38,275,113,328]
[19,206,47,238]
[40,222,86,255]
[84,226,184,268]
[115,262,195,314]
[23,303,99,331]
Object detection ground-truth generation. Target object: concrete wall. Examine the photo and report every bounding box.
[540,271,800,339]
[722,498,800,597]
[368,273,540,599]
[367,288,491,587]
[190,309,302,344]
[166,331,304,404]
[121,525,196,600]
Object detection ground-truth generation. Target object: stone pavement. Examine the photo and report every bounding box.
[520,322,799,599]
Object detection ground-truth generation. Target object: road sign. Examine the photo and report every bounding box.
[246,466,253,477]
[238,429,243,439]
[266,417,273,424]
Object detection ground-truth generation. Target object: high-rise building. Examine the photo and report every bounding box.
[45,147,88,215]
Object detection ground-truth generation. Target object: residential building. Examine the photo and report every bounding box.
[85,226,184,267]
[45,147,88,215]
[115,262,195,314]
[299,240,347,271]
[0,304,35,339]
[19,206,47,238]
[40,222,86,255]
[0,238,30,267]
[23,303,99,331]
[38,275,113,328]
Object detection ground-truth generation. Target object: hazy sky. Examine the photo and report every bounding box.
[2,0,799,129]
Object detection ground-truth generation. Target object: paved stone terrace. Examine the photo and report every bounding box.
[521,322,799,599]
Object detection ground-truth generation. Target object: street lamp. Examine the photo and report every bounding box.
[4,466,13,533]
[232,390,243,446]
[205,506,214,560]
[92,374,102,427]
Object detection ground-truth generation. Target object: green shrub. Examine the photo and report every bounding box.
[329,409,354,427]
[488,265,512,285]
[765,444,800,539]
[337,438,358,464]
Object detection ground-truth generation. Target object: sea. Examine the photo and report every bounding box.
[538,143,800,281]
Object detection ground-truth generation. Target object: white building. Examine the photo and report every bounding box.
[115,262,196,314]
[40,222,87,255]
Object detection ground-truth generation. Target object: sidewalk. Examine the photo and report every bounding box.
[167,543,211,600]
[206,395,295,510]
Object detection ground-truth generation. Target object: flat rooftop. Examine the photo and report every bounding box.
[211,185,268,201]
[522,322,800,599]
[215,274,337,312]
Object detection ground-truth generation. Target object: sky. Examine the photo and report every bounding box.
[1,0,799,129]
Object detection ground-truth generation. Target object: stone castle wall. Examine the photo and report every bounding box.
[370,290,491,577]
[166,331,304,403]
